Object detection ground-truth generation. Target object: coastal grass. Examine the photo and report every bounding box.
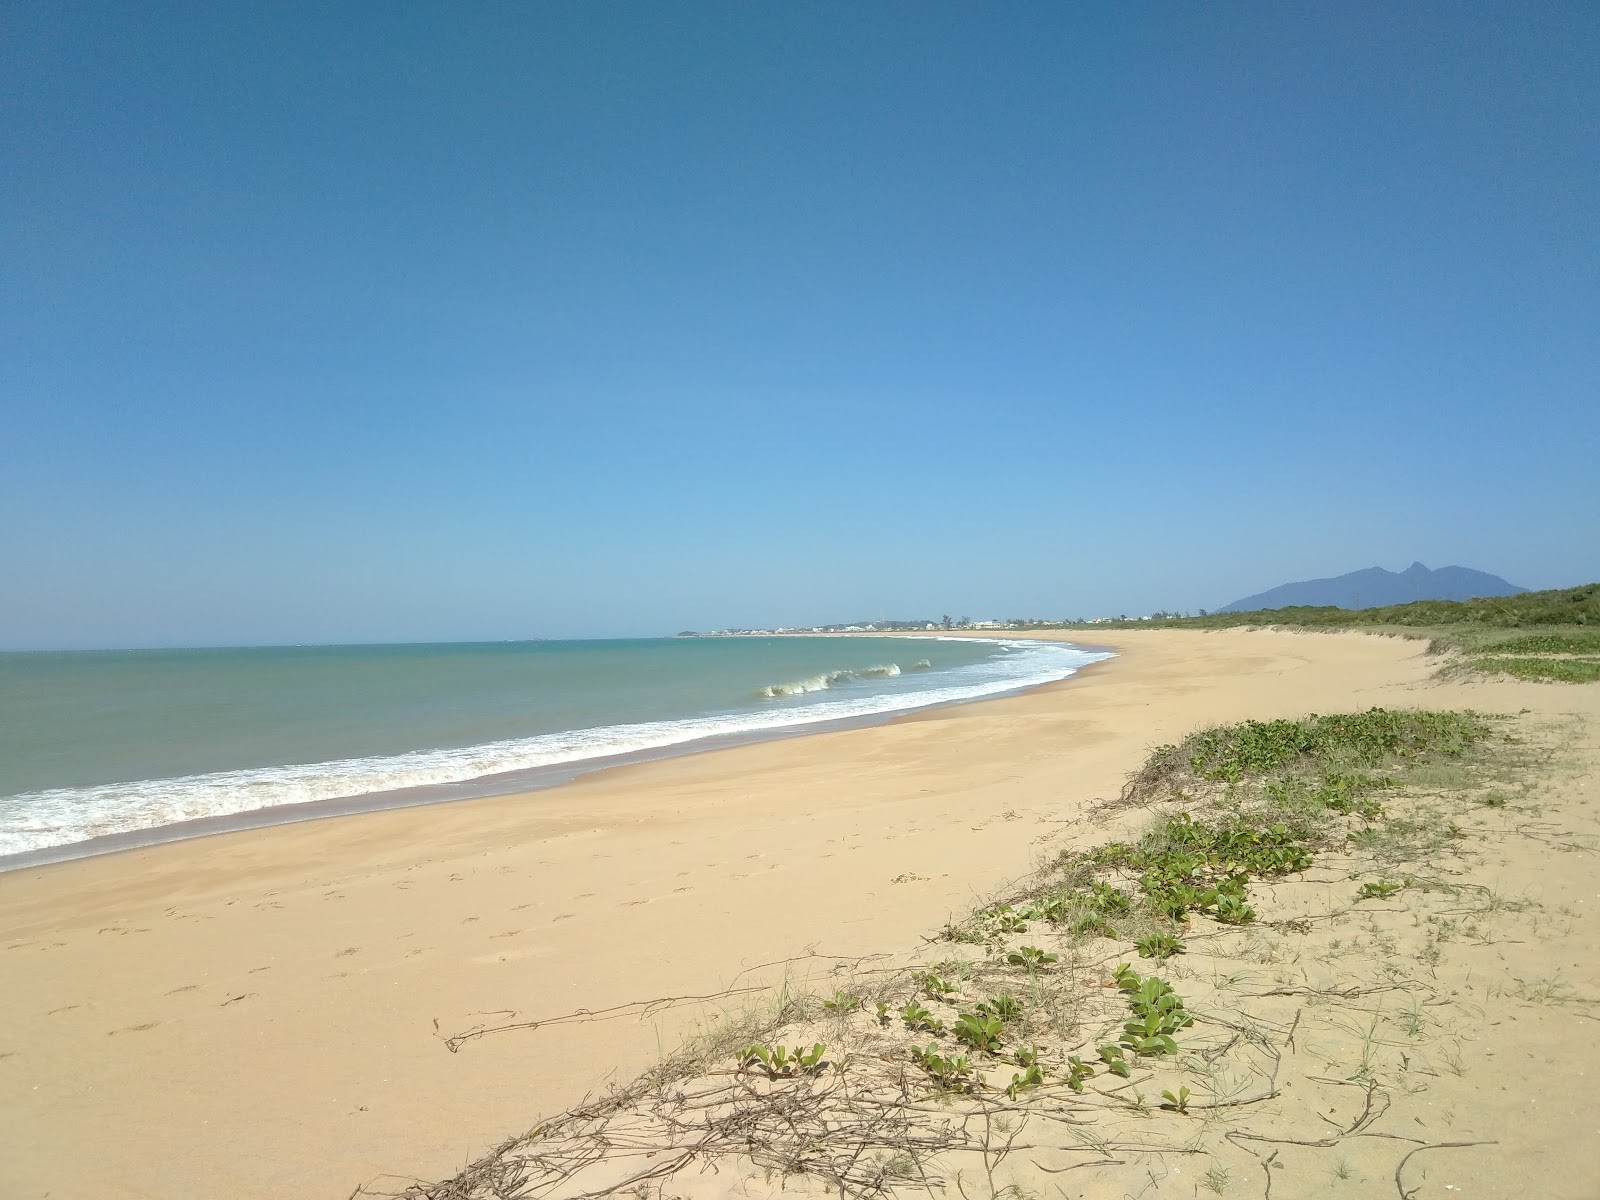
[1065,582,1599,635]
[1057,584,1600,684]
[379,705,1538,1200]
[1462,656,1600,684]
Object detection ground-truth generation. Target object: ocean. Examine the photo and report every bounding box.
[0,635,1110,862]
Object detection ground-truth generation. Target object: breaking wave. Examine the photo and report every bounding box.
[756,663,901,698]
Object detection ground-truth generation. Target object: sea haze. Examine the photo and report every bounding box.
[0,636,1110,858]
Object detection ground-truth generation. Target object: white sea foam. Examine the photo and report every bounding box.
[0,639,1111,857]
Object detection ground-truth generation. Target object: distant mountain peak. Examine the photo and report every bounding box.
[1219,563,1526,614]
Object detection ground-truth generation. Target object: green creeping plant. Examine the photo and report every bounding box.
[915,971,960,998]
[1006,1063,1045,1099]
[900,1001,945,1034]
[1098,1043,1132,1078]
[1013,1044,1041,1068]
[1021,892,1068,923]
[1090,881,1134,916]
[981,904,1030,933]
[1111,962,1142,992]
[952,1011,1005,1054]
[1065,1054,1096,1093]
[1005,945,1060,970]
[977,994,1022,1023]
[1355,879,1404,901]
[1135,931,1186,960]
[1119,976,1193,1057]
[1160,1085,1192,1113]
[912,1044,973,1090]
[823,991,861,1014]
[738,1042,826,1078]
[1070,914,1117,938]
[874,1000,890,1024]
[1211,893,1256,925]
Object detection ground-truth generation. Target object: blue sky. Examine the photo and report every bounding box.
[3,3,1596,648]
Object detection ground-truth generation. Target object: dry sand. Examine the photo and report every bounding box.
[2,629,1595,1199]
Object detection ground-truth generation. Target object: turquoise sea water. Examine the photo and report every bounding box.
[0,636,1109,858]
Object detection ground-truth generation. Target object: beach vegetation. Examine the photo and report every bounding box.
[1160,1085,1192,1114]
[1200,1162,1230,1194]
[1003,945,1058,970]
[899,1001,944,1034]
[738,1042,827,1078]
[977,993,1022,1022]
[1005,1062,1045,1099]
[1097,1043,1132,1077]
[952,1011,1005,1054]
[1465,656,1600,683]
[1065,1054,1096,1093]
[822,991,861,1014]
[911,1044,973,1091]
[1354,878,1405,901]
[1134,930,1185,960]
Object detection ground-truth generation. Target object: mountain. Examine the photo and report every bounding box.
[1218,562,1527,613]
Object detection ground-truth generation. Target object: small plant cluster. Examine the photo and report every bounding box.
[899,983,1041,1089]
[1354,877,1407,901]
[737,1042,826,1079]
[911,1043,973,1091]
[1110,964,1192,1058]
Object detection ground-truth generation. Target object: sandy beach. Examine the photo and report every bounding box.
[4,628,1596,1199]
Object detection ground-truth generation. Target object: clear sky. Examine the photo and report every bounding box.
[3,3,1596,648]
